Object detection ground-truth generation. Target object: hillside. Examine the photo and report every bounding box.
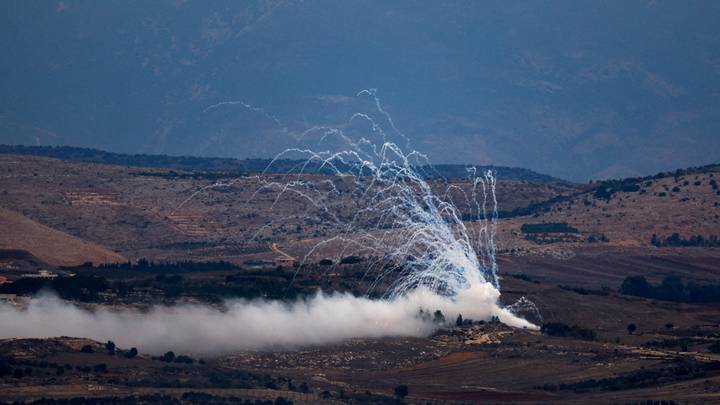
[0,206,125,267]
[0,153,716,264]
[0,154,578,263]
[499,167,720,248]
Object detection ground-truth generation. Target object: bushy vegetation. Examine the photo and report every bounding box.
[537,360,720,393]
[90,259,240,273]
[645,338,693,351]
[0,275,109,302]
[339,255,363,264]
[592,180,641,200]
[541,322,596,341]
[394,385,409,399]
[558,285,610,296]
[651,233,720,247]
[620,275,720,303]
[586,233,609,243]
[521,222,578,234]
[154,351,195,364]
[0,267,312,303]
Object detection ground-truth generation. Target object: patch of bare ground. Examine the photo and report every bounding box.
[0,206,125,266]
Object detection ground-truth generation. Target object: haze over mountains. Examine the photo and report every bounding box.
[2,0,720,181]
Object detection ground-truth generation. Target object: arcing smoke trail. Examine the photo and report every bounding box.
[203,99,286,130]
[1,90,537,354]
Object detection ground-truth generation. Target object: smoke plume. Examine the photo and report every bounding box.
[0,285,534,355]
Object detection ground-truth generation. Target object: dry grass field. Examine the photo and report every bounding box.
[0,206,125,267]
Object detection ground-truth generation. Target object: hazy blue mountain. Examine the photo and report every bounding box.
[1,0,719,181]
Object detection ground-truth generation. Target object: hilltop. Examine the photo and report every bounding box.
[0,145,566,183]
[496,164,720,249]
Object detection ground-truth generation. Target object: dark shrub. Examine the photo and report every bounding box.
[340,255,363,264]
[521,223,578,234]
[394,385,409,399]
[175,355,194,364]
[621,276,652,297]
[710,341,720,354]
[541,322,596,340]
[161,351,176,362]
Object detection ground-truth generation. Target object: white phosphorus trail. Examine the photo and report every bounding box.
[203,99,286,130]
[0,90,538,354]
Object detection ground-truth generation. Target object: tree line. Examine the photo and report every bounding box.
[620,275,720,303]
[82,259,240,273]
[651,233,720,248]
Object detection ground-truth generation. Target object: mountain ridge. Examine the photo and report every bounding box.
[0,144,568,183]
[2,1,719,181]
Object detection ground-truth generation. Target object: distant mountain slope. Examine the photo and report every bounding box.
[0,206,126,266]
[0,144,567,183]
[1,1,719,181]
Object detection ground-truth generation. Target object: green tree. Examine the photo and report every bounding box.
[620,276,652,297]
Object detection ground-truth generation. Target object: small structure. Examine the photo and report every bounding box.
[20,270,58,279]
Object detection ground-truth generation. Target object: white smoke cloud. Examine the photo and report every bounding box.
[0,284,535,355]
